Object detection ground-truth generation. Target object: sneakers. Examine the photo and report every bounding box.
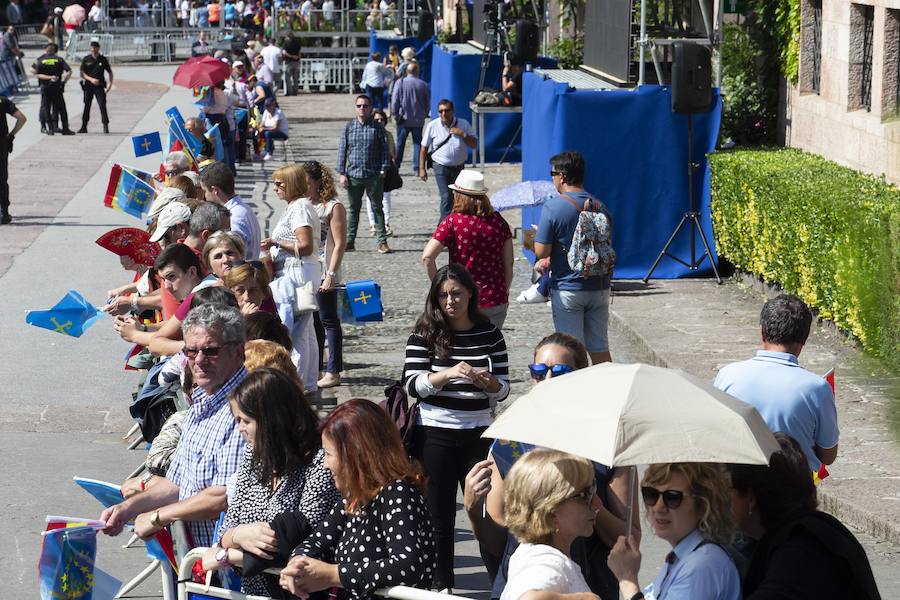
[60,129,76,136]
[377,242,391,254]
[317,372,341,389]
[77,126,87,134]
[516,282,549,304]
[385,224,394,237]
[262,152,273,161]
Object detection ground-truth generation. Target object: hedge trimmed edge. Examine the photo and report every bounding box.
[710,148,900,371]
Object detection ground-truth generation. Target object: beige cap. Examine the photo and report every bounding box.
[149,202,192,243]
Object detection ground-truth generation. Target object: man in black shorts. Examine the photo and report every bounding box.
[0,95,27,224]
[79,39,113,134]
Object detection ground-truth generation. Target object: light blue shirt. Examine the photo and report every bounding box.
[225,195,261,260]
[714,350,839,471]
[644,530,741,600]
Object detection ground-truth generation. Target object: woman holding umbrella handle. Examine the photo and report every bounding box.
[607,463,741,600]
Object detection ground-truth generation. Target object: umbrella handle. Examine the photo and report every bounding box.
[624,465,636,540]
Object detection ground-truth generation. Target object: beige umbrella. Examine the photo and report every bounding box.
[483,362,779,534]
[484,362,779,467]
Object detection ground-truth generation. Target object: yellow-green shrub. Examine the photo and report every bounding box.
[710,148,900,370]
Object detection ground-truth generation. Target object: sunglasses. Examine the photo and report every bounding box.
[641,486,692,509]
[356,104,371,109]
[550,170,563,177]
[438,108,452,113]
[232,259,265,270]
[184,343,235,359]
[273,180,285,188]
[528,363,575,381]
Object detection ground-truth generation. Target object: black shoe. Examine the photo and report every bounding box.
[77,126,87,133]
[0,214,11,225]
[103,124,109,134]
[47,127,55,135]
[345,241,355,252]
[61,129,76,136]
[40,125,47,134]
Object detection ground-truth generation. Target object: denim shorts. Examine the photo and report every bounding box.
[550,288,611,352]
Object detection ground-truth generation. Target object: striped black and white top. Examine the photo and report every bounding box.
[403,322,510,429]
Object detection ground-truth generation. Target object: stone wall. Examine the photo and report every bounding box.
[785,0,900,183]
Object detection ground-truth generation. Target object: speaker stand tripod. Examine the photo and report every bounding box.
[643,114,721,284]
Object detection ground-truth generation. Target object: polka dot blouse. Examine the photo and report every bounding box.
[221,447,341,596]
[291,480,436,599]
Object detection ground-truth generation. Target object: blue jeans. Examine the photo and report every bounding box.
[432,162,464,223]
[396,124,422,171]
[314,289,343,374]
[264,129,288,154]
[365,85,385,109]
[550,288,611,353]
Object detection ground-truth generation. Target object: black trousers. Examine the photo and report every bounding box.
[0,144,8,216]
[40,84,68,130]
[412,424,491,590]
[81,83,108,127]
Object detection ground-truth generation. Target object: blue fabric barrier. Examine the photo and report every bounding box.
[369,32,435,83]
[521,73,722,279]
[429,45,555,163]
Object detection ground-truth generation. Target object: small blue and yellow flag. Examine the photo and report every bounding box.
[39,521,120,600]
[205,123,225,162]
[131,131,162,157]
[165,106,202,159]
[26,290,104,338]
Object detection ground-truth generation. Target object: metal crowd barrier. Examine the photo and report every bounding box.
[177,547,472,600]
[66,30,241,63]
[299,57,360,93]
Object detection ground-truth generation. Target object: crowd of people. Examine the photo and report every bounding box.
[7,21,872,598]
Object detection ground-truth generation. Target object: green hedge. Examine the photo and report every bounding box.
[710,148,900,370]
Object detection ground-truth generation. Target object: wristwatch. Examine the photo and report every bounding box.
[150,511,164,529]
[215,546,231,568]
[326,270,336,277]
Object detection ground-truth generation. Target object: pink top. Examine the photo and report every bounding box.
[433,212,512,308]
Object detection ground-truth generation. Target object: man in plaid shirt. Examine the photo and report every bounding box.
[337,94,392,254]
[100,304,247,548]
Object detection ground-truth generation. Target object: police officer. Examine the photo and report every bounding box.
[0,95,27,224]
[78,39,113,134]
[32,42,75,135]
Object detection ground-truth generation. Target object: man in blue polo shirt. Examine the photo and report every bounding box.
[534,150,613,365]
[714,294,839,472]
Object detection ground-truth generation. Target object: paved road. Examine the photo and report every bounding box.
[0,64,897,598]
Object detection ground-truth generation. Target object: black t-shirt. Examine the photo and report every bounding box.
[282,38,302,62]
[81,53,112,85]
[33,53,70,86]
[0,96,18,139]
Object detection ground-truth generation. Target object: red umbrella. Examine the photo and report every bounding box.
[172,56,231,89]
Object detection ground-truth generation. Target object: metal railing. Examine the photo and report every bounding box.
[177,547,473,600]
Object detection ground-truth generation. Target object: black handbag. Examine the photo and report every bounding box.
[384,161,403,192]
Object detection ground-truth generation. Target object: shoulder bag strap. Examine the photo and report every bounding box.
[561,192,582,212]
[428,120,455,156]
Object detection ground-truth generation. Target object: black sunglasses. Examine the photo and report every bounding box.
[566,483,596,504]
[184,343,235,359]
[528,363,574,381]
[550,170,563,177]
[232,259,264,270]
[641,486,691,509]
[356,103,371,109]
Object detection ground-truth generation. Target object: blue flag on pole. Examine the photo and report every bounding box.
[26,290,104,338]
[39,525,120,600]
[131,131,162,157]
[165,106,202,159]
[116,168,156,219]
[205,123,225,161]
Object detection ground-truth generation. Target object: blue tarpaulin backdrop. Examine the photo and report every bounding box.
[369,32,435,84]
[521,73,722,279]
[429,45,556,163]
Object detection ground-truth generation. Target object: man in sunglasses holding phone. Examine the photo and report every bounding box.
[101,304,247,549]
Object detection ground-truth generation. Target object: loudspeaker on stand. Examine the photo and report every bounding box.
[671,42,712,114]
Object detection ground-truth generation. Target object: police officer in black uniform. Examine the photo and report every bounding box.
[32,42,75,135]
[78,39,113,134]
[0,95,27,224]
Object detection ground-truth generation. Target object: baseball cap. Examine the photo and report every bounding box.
[147,187,187,222]
[149,202,192,243]
[90,39,100,47]
[232,60,244,68]
[54,6,62,13]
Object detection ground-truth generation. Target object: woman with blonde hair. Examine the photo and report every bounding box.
[224,261,275,315]
[422,169,513,329]
[243,339,303,392]
[261,163,321,394]
[501,449,600,600]
[608,463,741,600]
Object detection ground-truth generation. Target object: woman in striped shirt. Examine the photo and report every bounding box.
[404,263,510,592]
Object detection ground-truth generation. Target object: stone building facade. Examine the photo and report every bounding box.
[785,0,900,182]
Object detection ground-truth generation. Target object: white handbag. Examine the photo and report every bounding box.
[292,243,319,315]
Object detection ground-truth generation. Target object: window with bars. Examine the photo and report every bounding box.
[800,0,823,94]
[849,3,876,111]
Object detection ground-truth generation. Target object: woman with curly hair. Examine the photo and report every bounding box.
[403,262,510,592]
[279,399,435,599]
[501,449,600,600]
[608,463,741,600]
[302,160,348,389]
